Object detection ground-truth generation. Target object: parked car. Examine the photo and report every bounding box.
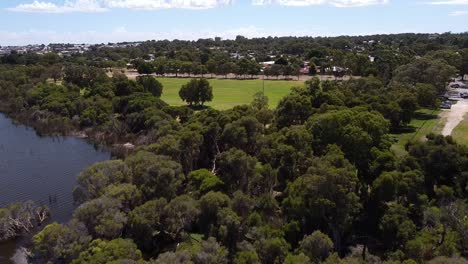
[437,95,449,100]
[440,103,452,109]
[450,84,460,88]
[440,100,452,109]
[461,92,468,99]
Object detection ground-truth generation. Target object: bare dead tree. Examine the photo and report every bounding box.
[0,201,50,242]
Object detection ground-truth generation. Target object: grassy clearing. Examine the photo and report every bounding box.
[452,113,468,146]
[157,78,303,110]
[391,109,444,156]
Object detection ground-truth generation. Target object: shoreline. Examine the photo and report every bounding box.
[0,108,133,159]
[0,113,112,263]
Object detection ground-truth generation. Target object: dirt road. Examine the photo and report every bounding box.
[109,69,358,81]
[441,89,468,136]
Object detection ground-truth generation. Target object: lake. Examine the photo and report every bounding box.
[0,114,110,263]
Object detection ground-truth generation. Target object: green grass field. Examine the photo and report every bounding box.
[390,109,444,156]
[157,78,303,110]
[452,114,468,146]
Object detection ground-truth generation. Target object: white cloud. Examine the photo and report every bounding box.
[8,0,232,13]
[0,26,321,45]
[428,0,468,5]
[252,0,388,7]
[449,10,468,15]
[8,0,108,13]
[2,26,445,46]
[104,0,232,9]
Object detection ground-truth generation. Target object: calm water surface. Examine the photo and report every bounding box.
[0,114,110,263]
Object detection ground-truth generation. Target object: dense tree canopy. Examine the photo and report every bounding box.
[0,33,467,263]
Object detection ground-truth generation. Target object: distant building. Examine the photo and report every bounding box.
[324,66,348,75]
[428,34,440,40]
[144,54,155,62]
[299,66,310,75]
[230,52,242,59]
[260,61,275,68]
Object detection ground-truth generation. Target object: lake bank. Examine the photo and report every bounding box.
[0,113,111,263]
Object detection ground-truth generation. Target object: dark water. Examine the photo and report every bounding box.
[0,114,110,263]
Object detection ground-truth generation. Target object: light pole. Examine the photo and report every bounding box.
[263,77,265,94]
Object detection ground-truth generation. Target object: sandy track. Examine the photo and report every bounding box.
[441,99,468,136]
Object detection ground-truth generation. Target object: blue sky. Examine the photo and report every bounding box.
[0,0,467,45]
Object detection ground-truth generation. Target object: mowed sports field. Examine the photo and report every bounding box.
[157,78,303,110]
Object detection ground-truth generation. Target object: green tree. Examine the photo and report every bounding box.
[47,64,63,83]
[193,237,229,264]
[460,49,468,80]
[73,160,131,204]
[199,191,231,236]
[415,83,438,108]
[251,91,269,111]
[164,195,200,241]
[73,197,126,239]
[307,109,389,177]
[113,74,142,96]
[221,116,263,154]
[137,61,154,75]
[136,76,163,97]
[407,135,468,197]
[125,151,185,200]
[63,65,107,88]
[128,198,167,253]
[371,170,424,204]
[187,169,224,197]
[103,183,141,211]
[405,227,460,262]
[218,62,232,78]
[179,126,204,174]
[153,57,167,76]
[256,237,290,264]
[283,253,310,264]
[298,231,334,263]
[234,250,260,264]
[275,94,313,128]
[283,146,361,252]
[206,59,218,78]
[304,77,321,96]
[216,148,258,193]
[151,251,192,264]
[426,50,462,69]
[179,78,213,106]
[379,202,417,250]
[71,238,142,264]
[32,220,91,263]
[393,57,458,93]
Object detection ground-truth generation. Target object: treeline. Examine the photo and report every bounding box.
[81,33,468,82]
[2,33,468,83]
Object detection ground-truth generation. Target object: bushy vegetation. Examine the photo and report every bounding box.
[0,33,467,263]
